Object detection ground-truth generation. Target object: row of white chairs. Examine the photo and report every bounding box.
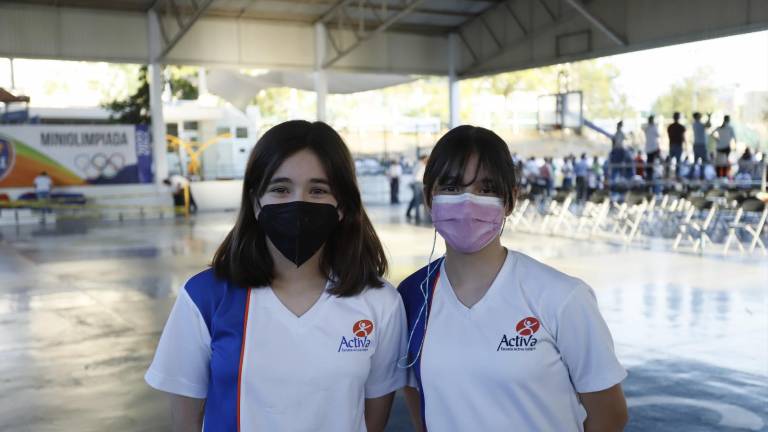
[507,190,767,256]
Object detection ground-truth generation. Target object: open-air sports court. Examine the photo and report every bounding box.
[0,205,766,431]
[0,0,767,431]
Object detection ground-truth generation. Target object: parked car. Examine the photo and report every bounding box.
[354,158,386,176]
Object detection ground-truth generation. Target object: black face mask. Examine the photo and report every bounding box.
[258,201,340,267]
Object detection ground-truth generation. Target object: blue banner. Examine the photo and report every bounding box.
[135,124,154,183]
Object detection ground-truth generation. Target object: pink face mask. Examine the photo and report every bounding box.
[430,193,505,254]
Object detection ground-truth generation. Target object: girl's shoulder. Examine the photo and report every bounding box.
[348,279,403,319]
[396,259,443,309]
[182,267,241,332]
[507,250,596,312]
[183,268,231,302]
[357,279,399,303]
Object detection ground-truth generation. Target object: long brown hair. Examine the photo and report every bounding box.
[212,120,387,296]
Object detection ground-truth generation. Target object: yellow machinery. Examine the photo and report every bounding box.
[166,132,232,177]
[165,132,233,217]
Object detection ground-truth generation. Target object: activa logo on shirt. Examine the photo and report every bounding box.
[497,317,540,352]
[338,319,374,352]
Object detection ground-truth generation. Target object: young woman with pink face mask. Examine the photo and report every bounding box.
[397,125,628,432]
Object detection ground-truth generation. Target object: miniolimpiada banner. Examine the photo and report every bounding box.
[0,125,153,187]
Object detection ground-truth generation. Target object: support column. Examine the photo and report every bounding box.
[314,22,328,123]
[148,9,169,185]
[197,67,208,96]
[448,33,460,129]
[9,58,15,90]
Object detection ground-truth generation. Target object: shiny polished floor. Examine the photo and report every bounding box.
[0,205,766,431]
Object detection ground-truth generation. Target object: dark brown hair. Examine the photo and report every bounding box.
[423,125,518,212]
[212,120,387,296]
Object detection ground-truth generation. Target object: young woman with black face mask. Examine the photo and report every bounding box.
[398,126,628,432]
[145,120,406,432]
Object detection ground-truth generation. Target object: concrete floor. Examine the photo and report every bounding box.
[0,205,766,431]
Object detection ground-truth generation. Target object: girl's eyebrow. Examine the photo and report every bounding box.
[268,177,292,185]
[269,178,329,185]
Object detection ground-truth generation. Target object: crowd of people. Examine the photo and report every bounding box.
[515,112,765,200]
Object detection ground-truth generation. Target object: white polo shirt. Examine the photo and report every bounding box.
[146,269,407,432]
[399,250,626,432]
[33,175,52,193]
[715,125,735,150]
[643,123,660,153]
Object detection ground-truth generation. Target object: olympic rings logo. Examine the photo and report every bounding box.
[0,138,15,182]
[75,153,126,179]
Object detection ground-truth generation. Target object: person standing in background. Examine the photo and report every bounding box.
[33,171,52,201]
[165,174,198,214]
[561,155,575,191]
[33,171,53,213]
[612,121,625,149]
[608,138,630,187]
[590,156,603,198]
[387,159,403,204]
[406,154,428,222]
[712,115,736,178]
[667,112,686,177]
[692,112,711,164]
[539,157,554,197]
[643,115,661,180]
[574,153,589,202]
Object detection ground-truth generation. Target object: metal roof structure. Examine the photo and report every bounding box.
[14,0,492,34]
[2,0,767,77]
[1,0,766,184]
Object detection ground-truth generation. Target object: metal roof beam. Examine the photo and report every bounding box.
[320,0,427,68]
[457,0,581,76]
[535,0,556,21]
[457,30,479,63]
[563,0,626,45]
[317,0,354,23]
[504,2,527,35]
[153,0,216,61]
[480,15,503,50]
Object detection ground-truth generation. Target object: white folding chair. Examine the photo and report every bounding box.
[508,197,532,232]
[540,192,572,233]
[722,207,744,256]
[574,193,609,236]
[747,207,768,254]
[620,201,648,245]
[673,197,717,252]
[722,199,767,255]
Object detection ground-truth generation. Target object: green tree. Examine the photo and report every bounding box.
[102,65,151,124]
[487,65,560,96]
[458,59,632,122]
[167,66,199,100]
[652,68,717,117]
[98,64,143,103]
[569,61,633,119]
